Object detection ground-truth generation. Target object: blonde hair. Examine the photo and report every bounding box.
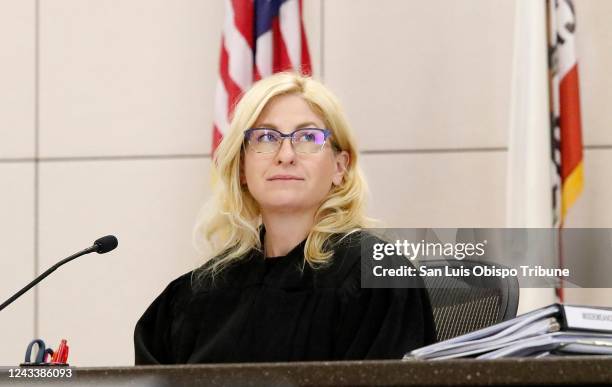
[193,72,370,280]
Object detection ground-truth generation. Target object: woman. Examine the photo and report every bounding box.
[134,72,435,364]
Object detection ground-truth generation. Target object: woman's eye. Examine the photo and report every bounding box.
[257,132,277,142]
[297,132,317,142]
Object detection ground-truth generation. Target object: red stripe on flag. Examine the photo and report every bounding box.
[253,67,262,82]
[559,64,583,181]
[219,43,244,116]
[271,18,293,73]
[212,124,224,154]
[231,0,254,47]
[299,25,311,75]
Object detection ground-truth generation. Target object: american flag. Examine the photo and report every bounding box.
[212,0,312,154]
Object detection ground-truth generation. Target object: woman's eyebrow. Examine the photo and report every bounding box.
[255,122,319,129]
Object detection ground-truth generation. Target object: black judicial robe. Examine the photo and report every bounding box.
[134,232,436,364]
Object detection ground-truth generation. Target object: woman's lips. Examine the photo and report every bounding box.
[267,175,304,181]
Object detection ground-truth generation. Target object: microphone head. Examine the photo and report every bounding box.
[93,235,118,254]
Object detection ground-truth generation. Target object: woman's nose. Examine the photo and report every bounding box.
[275,138,296,164]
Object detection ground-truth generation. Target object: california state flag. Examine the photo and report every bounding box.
[507,0,584,312]
[549,0,584,227]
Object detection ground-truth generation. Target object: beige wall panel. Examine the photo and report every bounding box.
[360,151,506,228]
[562,149,612,308]
[575,0,612,146]
[0,164,35,365]
[565,288,612,308]
[323,0,514,151]
[564,149,612,228]
[39,0,223,158]
[0,0,34,158]
[37,158,211,366]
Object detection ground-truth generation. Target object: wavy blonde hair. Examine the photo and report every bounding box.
[193,72,370,280]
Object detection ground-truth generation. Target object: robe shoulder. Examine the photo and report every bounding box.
[133,271,194,364]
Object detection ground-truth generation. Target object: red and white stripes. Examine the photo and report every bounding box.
[212,0,311,154]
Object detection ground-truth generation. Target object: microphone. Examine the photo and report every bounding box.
[0,235,118,312]
[93,235,119,254]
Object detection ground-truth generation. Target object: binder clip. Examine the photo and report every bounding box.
[20,338,69,366]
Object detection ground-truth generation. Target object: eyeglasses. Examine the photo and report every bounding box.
[243,127,334,154]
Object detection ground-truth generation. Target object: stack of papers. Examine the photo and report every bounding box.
[405,304,612,360]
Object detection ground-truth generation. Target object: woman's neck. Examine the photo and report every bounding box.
[261,210,315,257]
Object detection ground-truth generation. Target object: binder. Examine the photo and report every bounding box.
[405,304,612,360]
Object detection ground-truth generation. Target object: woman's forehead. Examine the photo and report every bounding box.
[254,94,325,128]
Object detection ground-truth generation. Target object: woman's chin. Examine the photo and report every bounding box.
[259,198,310,213]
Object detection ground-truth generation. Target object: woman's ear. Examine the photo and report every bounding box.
[332,150,350,186]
